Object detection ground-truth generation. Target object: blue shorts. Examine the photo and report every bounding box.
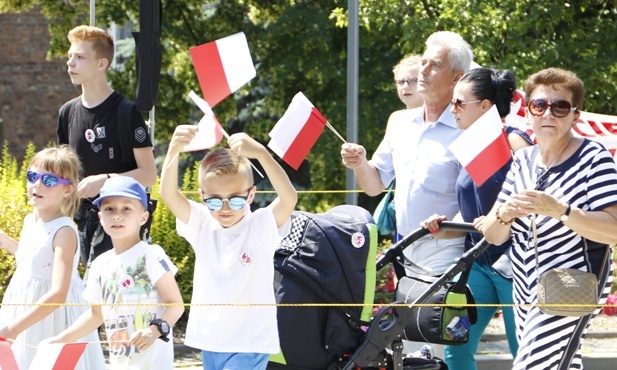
[201,351,269,370]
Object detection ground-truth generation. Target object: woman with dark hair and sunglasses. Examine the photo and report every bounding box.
[480,68,617,369]
[0,146,105,369]
[421,67,532,369]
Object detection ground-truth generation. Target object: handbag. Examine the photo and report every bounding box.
[532,214,602,317]
[373,181,396,235]
[394,267,477,345]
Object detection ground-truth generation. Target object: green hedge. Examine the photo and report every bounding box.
[0,143,35,298]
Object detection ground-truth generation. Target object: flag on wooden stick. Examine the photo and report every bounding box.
[449,105,512,186]
[268,92,328,170]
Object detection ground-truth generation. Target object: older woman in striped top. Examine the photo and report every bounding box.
[481,67,617,370]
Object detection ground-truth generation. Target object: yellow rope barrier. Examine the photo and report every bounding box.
[179,189,369,195]
[0,302,615,309]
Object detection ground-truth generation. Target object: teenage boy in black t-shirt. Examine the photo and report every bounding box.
[57,25,157,270]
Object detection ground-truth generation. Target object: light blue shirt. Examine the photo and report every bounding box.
[370,107,463,238]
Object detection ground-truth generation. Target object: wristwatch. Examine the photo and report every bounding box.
[560,204,571,222]
[149,318,170,342]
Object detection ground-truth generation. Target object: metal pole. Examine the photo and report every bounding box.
[89,0,95,26]
[149,106,155,144]
[346,0,359,205]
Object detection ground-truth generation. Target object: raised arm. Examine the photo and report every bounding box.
[228,133,297,228]
[340,143,385,196]
[159,125,198,225]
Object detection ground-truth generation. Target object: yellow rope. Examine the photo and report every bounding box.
[180,189,368,195]
[1,302,615,308]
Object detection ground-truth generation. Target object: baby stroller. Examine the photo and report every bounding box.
[268,205,488,370]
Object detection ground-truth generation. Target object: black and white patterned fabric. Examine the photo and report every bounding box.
[277,213,309,254]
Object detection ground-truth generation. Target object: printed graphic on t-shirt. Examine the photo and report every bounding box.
[96,255,160,368]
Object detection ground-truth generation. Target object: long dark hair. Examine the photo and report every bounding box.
[459,67,516,118]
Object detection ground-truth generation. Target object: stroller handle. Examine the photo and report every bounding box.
[344,225,490,369]
[376,221,478,271]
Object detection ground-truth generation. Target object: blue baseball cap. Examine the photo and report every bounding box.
[93,176,148,209]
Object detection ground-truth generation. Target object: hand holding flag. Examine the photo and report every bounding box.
[268,92,345,170]
[183,90,225,152]
[167,91,264,178]
[449,105,512,186]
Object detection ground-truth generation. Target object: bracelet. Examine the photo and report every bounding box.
[495,205,514,226]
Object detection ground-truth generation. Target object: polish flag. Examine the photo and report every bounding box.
[29,342,88,370]
[189,32,256,107]
[268,92,327,170]
[0,337,18,370]
[183,90,225,151]
[449,105,512,186]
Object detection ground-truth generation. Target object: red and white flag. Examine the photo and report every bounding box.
[189,32,256,108]
[0,337,18,370]
[29,342,88,370]
[449,105,512,186]
[268,92,327,170]
[183,90,225,151]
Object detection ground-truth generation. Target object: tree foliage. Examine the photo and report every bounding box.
[2,0,617,212]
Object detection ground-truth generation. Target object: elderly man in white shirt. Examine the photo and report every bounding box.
[341,30,473,360]
[341,31,473,276]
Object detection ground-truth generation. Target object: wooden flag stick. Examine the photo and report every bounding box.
[326,121,347,143]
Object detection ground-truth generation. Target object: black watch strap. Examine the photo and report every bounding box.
[564,204,572,217]
[149,318,170,342]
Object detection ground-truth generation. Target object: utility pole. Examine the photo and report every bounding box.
[346,0,359,205]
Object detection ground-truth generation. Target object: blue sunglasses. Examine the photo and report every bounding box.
[203,190,251,211]
[26,170,71,187]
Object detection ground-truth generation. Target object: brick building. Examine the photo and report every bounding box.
[0,7,80,159]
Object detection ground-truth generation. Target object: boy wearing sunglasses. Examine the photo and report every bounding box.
[160,127,297,370]
[46,176,184,369]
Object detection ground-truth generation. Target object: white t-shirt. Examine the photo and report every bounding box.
[176,201,290,353]
[84,242,178,370]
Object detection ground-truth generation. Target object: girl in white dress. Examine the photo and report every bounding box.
[0,146,105,369]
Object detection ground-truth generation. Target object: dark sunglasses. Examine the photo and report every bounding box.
[451,98,481,111]
[26,170,71,187]
[202,190,251,211]
[528,99,577,118]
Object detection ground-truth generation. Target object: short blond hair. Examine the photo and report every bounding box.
[393,54,421,78]
[29,145,82,217]
[68,25,114,70]
[199,148,254,186]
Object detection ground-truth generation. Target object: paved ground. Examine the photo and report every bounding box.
[170,314,617,369]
